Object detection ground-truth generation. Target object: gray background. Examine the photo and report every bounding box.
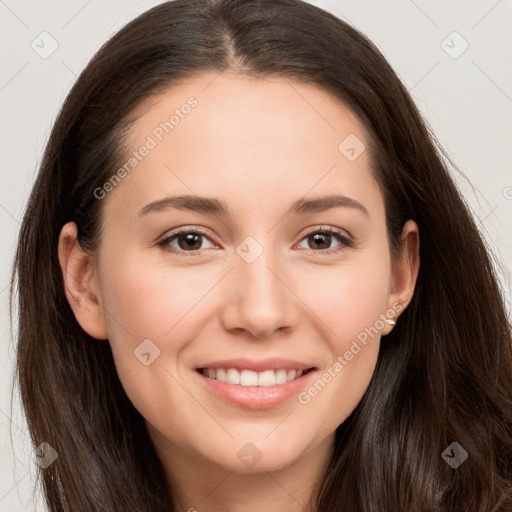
[1,0,511,510]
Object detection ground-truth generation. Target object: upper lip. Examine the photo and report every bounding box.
[196,358,315,373]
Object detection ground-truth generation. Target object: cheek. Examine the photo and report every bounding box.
[97,258,206,427]
[292,258,390,426]
[294,254,391,346]
[99,256,212,347]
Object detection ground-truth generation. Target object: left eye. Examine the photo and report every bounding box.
[296,228,352,253]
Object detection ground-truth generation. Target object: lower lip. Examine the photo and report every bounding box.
[195,369,316,410]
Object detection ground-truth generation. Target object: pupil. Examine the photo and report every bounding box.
[180,233,201,250]
[311,233,330,250]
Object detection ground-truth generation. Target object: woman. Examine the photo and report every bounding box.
[10,0,512,510]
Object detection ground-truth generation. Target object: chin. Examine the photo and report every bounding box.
[199,432,315,474]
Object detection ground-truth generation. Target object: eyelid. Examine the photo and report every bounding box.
[299,224,354,243]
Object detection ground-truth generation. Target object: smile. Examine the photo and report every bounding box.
[194,359,317,410]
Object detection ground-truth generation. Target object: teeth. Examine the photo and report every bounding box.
[202,367,308,386]
[257,370,275,387]
[226,368,240,384]
[241,369,258,386]
[275,369,287,384]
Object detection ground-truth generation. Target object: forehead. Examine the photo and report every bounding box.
[127,71,366,154]
[105,71,383,223]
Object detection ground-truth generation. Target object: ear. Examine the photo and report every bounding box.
[382,219,420,334]
[57,222,108,340]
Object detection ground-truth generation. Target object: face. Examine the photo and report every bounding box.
[59,72,419,477]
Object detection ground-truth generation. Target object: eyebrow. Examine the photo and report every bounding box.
[136,193,370,219]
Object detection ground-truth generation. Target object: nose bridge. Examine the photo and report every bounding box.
[221,234,297,337]
[237,235,284,308]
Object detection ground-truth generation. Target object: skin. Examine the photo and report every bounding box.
[58,72,420,512]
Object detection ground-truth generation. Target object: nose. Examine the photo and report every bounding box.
[220,245,300,339]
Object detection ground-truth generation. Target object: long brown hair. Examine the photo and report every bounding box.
[10,0,512,510]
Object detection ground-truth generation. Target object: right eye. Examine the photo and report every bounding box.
[157,228,217,256]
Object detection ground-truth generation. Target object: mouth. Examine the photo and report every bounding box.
[194,362,317,410]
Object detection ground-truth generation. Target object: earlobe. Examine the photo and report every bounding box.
[57,222,108,340]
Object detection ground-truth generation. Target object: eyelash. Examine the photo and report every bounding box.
[157,225,355,257]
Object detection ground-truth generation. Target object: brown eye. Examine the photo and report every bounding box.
[297,227,354,255]
[175,232,203,251]
[158,228,216,255]
[307,232,333,250]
